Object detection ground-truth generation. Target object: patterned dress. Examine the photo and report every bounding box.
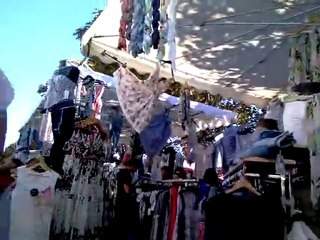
[49,127,106,240]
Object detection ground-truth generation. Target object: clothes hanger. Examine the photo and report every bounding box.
[26,157,51,173]
[226,178,261,196]
[75,115,108,140]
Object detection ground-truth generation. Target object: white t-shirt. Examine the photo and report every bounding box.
[10,166,59,240]
[194,144,214,179]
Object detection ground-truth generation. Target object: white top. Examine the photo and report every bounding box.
[10,166,59,240]
[283,101,308,146]
[0,68,14,110]
[44,74,76,109]
[194,144,214,179]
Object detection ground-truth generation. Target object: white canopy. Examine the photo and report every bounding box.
[81,0,320,107]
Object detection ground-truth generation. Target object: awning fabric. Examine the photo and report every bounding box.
[81,0,320,107]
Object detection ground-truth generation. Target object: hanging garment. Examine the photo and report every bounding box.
[81,81,95,117]
[93,84,105,119]
[288,28,320,92]
[187,122,198,163]
[143,0,153,54]
[157,0,168,61]
[167,0,177,71]
[110,114,123,149]
[283,101,309,146]
[48,99,76,174]
[179,85,191,131]
[125,0,134,41]
[193,144,214,179]
[16,127,43,164]
[151,0,160,49]
[167,185,179,240]
[140,111,171,157]
[150,190,170,240]
[50,128,106,240]
[264,100,284,131]
[114,65,168,133]
[10,166,59,240]
[310,94,320,209]
[118,0,133,50]
[310,28,320,83]
[173,190,200,240]
[44,67,79,110]
[129,0,146,57]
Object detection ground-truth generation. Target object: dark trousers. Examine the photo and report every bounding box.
[48,100,76,174]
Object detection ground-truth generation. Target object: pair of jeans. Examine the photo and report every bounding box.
[49,99,76,174]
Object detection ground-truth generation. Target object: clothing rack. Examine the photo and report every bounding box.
[141,177,198,187]
[222,155,295,217]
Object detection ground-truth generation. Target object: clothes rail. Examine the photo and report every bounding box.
[222,169,244,188]
[141,177,198,186]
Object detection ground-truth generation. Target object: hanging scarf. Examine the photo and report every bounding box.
[92,84,105,120]
[151,0,160,49]
[114,64,169,133]
[179,84,191,130]
[129,0,146,57]
[125,0,134,41]
[167,0,177,70]
[118,0,133,51]
[143,0,153,54]
[118,0,130,50]
[157,0,169,61]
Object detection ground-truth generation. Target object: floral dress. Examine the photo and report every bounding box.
[49,128,106,240]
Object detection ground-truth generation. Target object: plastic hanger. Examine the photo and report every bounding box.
[226,178,261,196]
[27,157,51,172]
[76,116,108,140]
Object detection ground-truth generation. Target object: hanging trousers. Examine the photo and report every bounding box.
[48,100,76,174]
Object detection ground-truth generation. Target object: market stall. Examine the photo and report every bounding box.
[7,0,320,239]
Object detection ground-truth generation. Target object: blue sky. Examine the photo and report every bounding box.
[0,0,106,147]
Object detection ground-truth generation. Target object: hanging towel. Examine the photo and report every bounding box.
[129,0,146,57]
[140,111,171,157]
[114,64,169,133]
